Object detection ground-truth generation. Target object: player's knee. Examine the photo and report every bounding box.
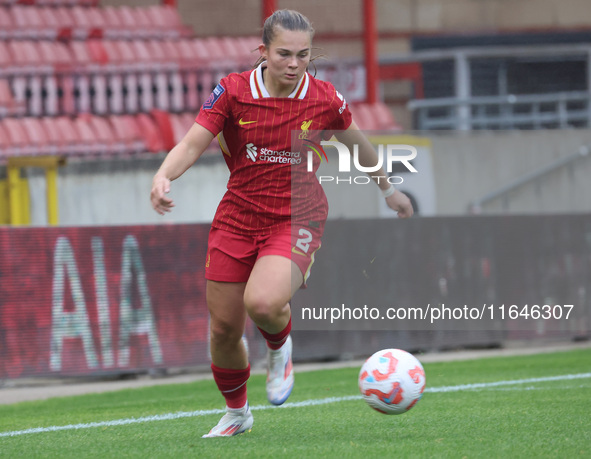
[210,320,243,347]
[243,292,281,325]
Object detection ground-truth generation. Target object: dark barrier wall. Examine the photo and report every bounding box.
[292,215,591,358]
[1,216,590,380]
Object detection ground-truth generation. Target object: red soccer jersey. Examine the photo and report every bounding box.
[196,62,353,235]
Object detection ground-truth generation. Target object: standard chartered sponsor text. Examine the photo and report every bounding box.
[259,147,301,164]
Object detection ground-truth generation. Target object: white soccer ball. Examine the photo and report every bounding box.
[358,348,426,415]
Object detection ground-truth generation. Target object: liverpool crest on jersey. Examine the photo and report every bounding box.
[298,120,312,139]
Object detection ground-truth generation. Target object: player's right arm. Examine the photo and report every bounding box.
[150,122,215,215]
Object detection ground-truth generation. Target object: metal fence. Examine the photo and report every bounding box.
[380,42,591,130]
[409,91,591,130]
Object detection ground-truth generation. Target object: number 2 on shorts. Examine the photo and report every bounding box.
[295,228,313,254]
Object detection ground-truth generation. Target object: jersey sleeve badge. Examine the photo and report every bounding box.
[203,83,226,110]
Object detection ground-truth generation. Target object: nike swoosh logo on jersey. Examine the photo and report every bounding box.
[239,118,257,126]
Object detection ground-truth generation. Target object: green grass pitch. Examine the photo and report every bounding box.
[0,348,589,458]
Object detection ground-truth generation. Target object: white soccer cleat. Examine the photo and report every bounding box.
[266,335,294,405]
[202,403,254,438]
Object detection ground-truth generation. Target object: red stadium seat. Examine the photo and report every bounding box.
[0,80,13,117]
[171,39,199,70]
[46,116,85,156]
[191,38,214,65]
[38,5,61,31]
[169,39,201,110]
[53,7,76,33]
[111,40,140,113]
[68,40,92,67]
[181,112,197,131]
[1,118,35,156]
[219,37,253,68]
[129,40,151,66]
[66,41,93,113]
[142,5,169,37]
[99,40,126,114]
[128,41,154,112]
[150,109,175,150]
[370,102,402,131]
[54,6,76,24]
[69,5,92,27]
[145,5,183,30]
[0,120,15,159]
[8,41,46,116]
[38,117,69,155]
[0,42,14,75]
[85,6,107,30]
[349,103,371,130]
[10,6,44,39]
[175,112,217,154]
[145,39,183,111]
[80,6,104,38]
[155,40,185,111]
[86,40,109,65]
[107,114,147,154]
[52,41,74,71]
[116,6,142,36]
[50,41,76,114]
[21,117,56,156]
[0,8,14,41]
[100,40,121,64]
[73,114,104,155]
[36,41,73,116]
[135,113,164,153]
[191,39,216,105]
[237,36,261,67]
[0,3,187,40]
[88,115,122,155]
[350,102,402,132]
[144,39,167,64]
[112,39,135,66]
[85,40,110,114]
[203,37,236,71]
[101,6,125,39]
[245,36,262,51]
[0,79,26,117]
[132,6,152,30]
[7,41,41,71]
[168,113,187,144]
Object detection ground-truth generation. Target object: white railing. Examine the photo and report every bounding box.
[408,91,591,130]
[379,43,591,130]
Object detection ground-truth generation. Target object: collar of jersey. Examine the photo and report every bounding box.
[250,61,309,100]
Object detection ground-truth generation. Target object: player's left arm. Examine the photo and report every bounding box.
[334,122,414,218]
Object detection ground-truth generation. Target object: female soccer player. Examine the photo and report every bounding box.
[150,9,413,437]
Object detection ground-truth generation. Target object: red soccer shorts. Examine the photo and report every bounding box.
[205,224,324,285]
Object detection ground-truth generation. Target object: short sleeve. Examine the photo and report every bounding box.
[324,85,353,139]
[195,78,231,136]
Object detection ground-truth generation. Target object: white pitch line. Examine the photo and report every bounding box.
[1,372,590,438]
[424,372,591,393]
